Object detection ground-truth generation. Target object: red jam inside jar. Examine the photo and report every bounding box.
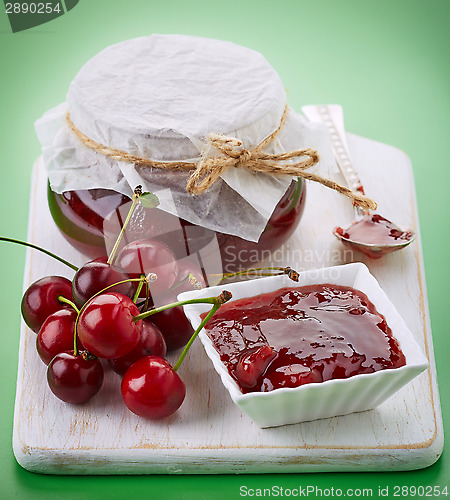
[47,179,306,273]
[203,284,406,394]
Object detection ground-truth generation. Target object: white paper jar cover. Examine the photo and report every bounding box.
[35,34,336,242]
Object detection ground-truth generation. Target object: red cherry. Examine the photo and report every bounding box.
[116,239,178,297]
[21,276,73,333]
[77,292,142,359]
[47,351,104,404]
[72,257,134,308]
[121,356,185,419]
[234,345,277,389]
[150,295,194,352]
[36,309,79,365]
[108,319,167,375]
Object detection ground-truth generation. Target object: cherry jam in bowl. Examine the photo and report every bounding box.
[179,263,428,428]
[47,178,306,274]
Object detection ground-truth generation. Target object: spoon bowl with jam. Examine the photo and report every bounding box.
[334,213,415,259]
[302,105,415,259]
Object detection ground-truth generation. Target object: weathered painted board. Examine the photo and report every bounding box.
[13,133,443,474]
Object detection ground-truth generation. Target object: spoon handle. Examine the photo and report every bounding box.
[301,104,367,216]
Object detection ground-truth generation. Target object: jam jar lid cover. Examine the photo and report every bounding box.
[35,34,335,241]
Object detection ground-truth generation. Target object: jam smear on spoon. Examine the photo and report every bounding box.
[203,284,406,393]
[335,214,415,246]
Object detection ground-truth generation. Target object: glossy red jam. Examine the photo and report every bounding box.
[47,179,306,273]
[335,214,414,246]
[203,284,406,393]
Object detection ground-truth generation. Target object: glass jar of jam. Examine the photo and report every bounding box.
[39,36,325,275]
[47,178,306,273]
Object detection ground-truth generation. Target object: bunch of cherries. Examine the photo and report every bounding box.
[6,186,299,420]
[15,187,234,420]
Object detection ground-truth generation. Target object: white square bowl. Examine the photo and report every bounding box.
[178,263,428,428]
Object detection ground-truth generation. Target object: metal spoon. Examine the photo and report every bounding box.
[301,104,415,259]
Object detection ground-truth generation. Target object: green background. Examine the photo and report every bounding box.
[0,0,449,497]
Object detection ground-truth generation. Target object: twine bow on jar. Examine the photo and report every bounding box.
[186,132,320,195]
[65,105,377,211]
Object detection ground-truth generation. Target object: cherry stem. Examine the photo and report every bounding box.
[77,278,144,318]
[133,290,232,371]
[133,295,222,323]
[57,296,81,355]
[133,275,146,303]
[73,331,79,355]
[107,185,142,266]
[172,302,220,372]
[217,266,299,282]
[0,236,78,271]
[57,296,80,314]
[168,272,202,292]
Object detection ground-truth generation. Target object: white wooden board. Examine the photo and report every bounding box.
[13,133,443,474]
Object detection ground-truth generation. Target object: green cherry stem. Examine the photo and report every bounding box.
[133,290,232,372]
[133,296,217,322]
[73,327,79,356]
[168,272,202,293]
[76,278,144,318]
[172,302,220,372]
[57,295,81,354]
[132,275,146,303]
[0,236,78,271]
[217,266,299,282]
[56,296,81,355]
[55,296,82,355]
[57,295,80,314]
[107,185,142,266]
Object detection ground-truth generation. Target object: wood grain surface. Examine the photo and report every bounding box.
[13,133,443,474]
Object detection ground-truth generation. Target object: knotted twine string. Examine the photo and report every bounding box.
[65,106,377,210]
